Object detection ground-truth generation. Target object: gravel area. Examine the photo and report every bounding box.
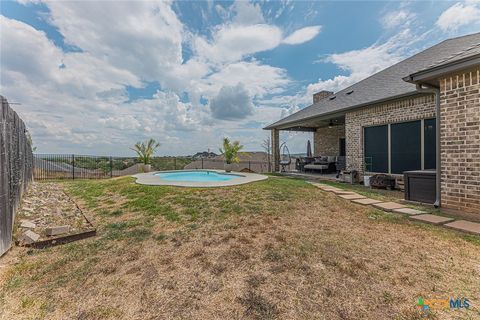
[14,182,93,243]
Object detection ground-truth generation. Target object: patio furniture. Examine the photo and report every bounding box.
[335,156,346,178]
[279,142,291,172]
[295,157,314,171]
[304,156,337,173]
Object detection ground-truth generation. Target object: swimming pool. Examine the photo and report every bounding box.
[133,170,268,187]
[155,170,241,182]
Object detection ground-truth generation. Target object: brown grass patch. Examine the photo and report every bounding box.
[1,177,479,319]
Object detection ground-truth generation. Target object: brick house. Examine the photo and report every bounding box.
[265,33,480,216]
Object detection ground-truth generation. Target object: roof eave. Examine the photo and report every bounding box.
[404,55,480,84]
[263,91,422,130]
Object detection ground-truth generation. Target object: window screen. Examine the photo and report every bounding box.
[391,120,421,174]
[364,125,388,173]
[424,118,436,169]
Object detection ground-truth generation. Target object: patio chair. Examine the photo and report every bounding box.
[279,142,291,172]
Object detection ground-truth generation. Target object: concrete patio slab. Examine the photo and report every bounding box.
[392,208,426,215]
[338,194,366,200]
[444,220,480,235]
[351,198,383,205]
[409,214,454,225]
[372,202,406,212]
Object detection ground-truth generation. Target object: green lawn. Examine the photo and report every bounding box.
[2,176,479,319]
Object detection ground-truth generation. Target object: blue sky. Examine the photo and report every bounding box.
[1,1,480,155]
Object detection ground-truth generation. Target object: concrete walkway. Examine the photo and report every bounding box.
[309,182,480,236]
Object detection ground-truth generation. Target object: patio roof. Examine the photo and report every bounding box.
[265,32,480,131]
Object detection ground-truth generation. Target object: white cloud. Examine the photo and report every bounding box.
[282,26,322,45]
[231,0,264,25]
[194,24,283,63]
[380,10,415,29]
[308,30,413,94]
[201,61,290,97]
[210,83,254,120]
[261,29,418,116]
[436,2,480,32]
[45,1,184,82]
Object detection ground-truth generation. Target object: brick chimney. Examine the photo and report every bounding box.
[313,90,334,104]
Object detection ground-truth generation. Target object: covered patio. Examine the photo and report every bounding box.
[267,111,346,174]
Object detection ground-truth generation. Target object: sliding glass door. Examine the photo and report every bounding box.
[391,120,421,174]
[364,125,388,173]
[364,119,436,174]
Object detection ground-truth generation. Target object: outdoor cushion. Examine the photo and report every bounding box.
[314,156,328,164]
[326,156,336,163]
[304,164,328,170]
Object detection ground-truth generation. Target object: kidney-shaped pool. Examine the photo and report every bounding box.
[133,170,267,187]
[155,170,242,182]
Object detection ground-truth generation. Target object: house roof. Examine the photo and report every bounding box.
[405,41,480,84]
[265,32,480,130]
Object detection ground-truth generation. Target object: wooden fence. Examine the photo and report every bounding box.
[0,96,33,256]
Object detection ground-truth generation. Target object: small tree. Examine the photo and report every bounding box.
[131,139,160,165]
[219,137,243,164]
[261,136,271,172]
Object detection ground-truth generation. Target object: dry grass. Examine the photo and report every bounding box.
[1,176,479,319]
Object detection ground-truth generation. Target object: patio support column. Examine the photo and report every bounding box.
[271,129,280,172]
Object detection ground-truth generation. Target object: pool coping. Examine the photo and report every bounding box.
[132,169,268,187]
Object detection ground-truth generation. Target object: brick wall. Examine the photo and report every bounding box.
[439,66,480,215]
[345,94,436,174]
[314,125,345,156]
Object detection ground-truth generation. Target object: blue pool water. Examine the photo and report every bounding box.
[155,171,241,182]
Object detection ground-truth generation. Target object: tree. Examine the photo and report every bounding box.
[219,137,243,164]
[261,136,271,172]
[131,139,160,165]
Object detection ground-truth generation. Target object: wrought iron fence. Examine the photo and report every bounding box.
[33,154,277,180]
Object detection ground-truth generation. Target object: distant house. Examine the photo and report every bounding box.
[192,151,218,160]
[265,33,480,216]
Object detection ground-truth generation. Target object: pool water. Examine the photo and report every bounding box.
[155,171,241,182]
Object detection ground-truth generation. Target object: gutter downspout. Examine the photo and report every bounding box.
[415,84,441,208]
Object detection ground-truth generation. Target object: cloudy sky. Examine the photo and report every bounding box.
[1,1,480,156]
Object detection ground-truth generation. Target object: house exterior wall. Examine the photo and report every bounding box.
[314,125,345,156]
[345,94,436,174]
[439,66,480,215]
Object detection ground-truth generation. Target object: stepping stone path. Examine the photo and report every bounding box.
[372,202,406,212]
[331,190,358,195]
[338,193,366,200]
[351,198,383,205]
[314,183,480,237]
[444,220,480,235]
[410,214,454,225]
[392,208,426,215]
[321,187,342,191]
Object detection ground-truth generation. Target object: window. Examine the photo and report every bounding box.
[391,120,421,174]
[424,119,436,169]
[364,125,388,173]
[364,119,436,174]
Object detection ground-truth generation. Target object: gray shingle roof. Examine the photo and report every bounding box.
[265,32,480,130]
[420,42,480,71]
